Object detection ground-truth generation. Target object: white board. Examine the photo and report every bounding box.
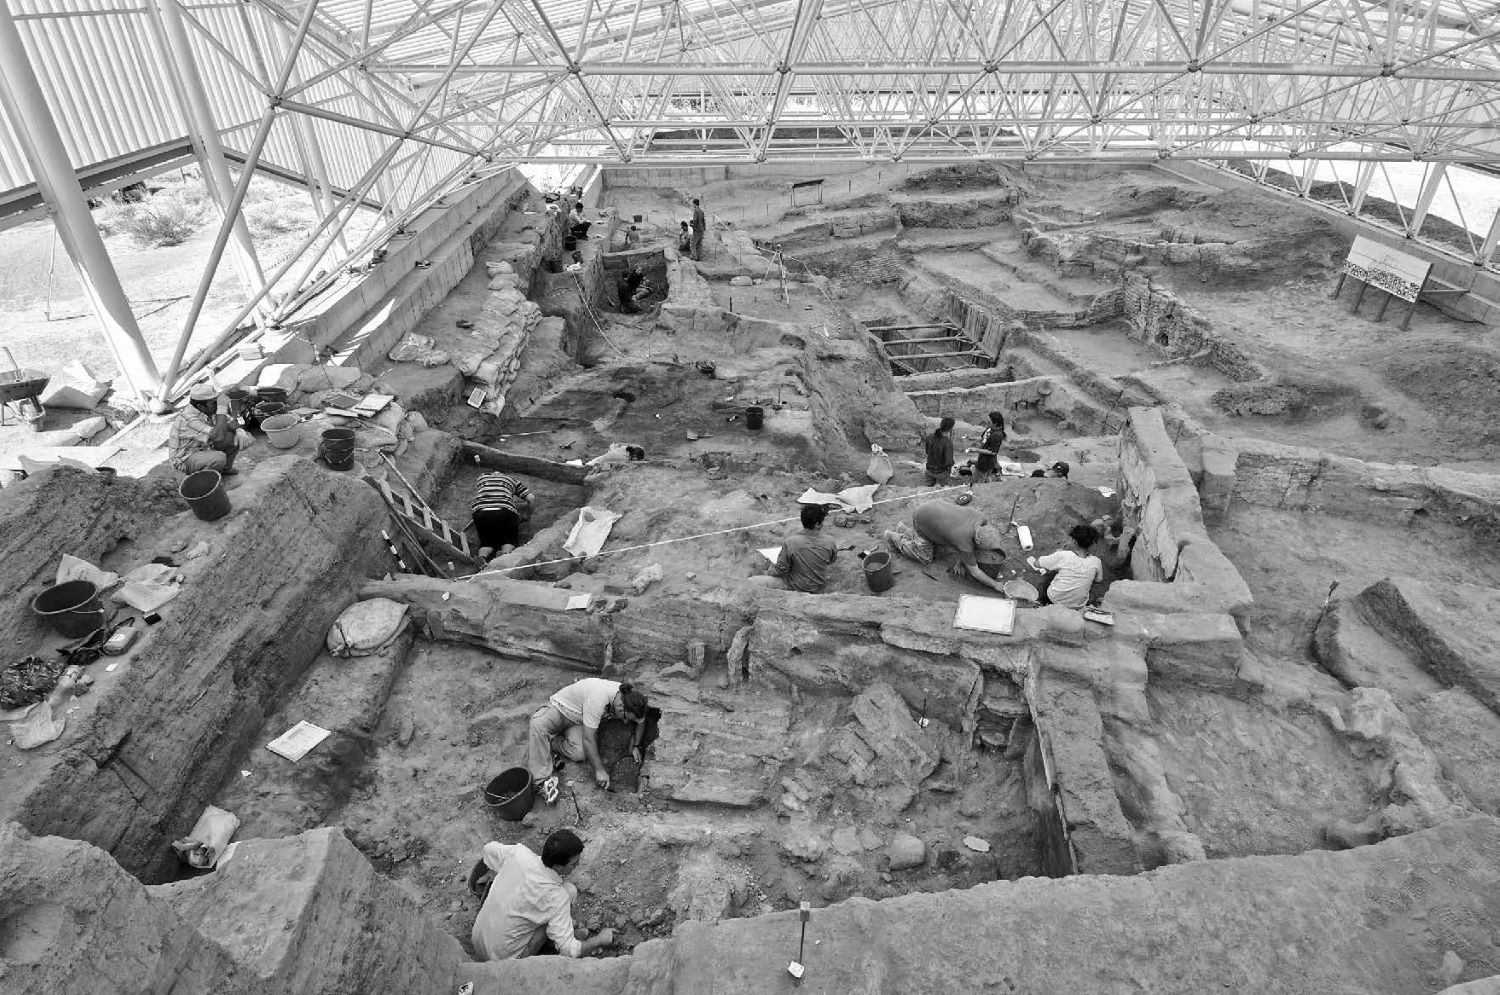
[953,595,1016,635]
[265,721,332,762]
[1343,235,1431,303]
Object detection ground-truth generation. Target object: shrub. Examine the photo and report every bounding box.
[246,199,314,239]
[96,191,207,247]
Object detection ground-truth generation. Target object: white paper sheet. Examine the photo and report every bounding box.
[953,595,1016,635]
[265,721,332,762]
[565,594,593,610]
[757,546,782,565]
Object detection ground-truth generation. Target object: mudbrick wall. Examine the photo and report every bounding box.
[2,458,388,881]
[364,574,1258,875]
[0,468,178,649]
[0,823,460,994]
[1106,407,1254,619]
[1118,275,1262,381]
[1230,437,1500,540]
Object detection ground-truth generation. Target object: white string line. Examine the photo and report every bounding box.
[463,481,977,580]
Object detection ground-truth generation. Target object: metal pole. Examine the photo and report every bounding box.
[1479,206,1500,268]
[148,0,269,308]
[158,0,324,400]
[1406,162,1446,239]
[0,4,162,401]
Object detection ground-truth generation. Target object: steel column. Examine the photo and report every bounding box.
[0,3,161,400]
[1406,162,1446,239]
[149,0,269,309]
[1478,206,1500,268]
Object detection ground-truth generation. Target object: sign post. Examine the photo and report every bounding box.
[1335,235,1432,330]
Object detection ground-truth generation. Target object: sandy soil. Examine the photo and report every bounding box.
[335,643,1038,956]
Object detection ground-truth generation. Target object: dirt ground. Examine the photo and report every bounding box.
[333,643,1037,955]
[27,160,1497,969]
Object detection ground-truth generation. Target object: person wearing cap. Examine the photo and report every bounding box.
[884,500,1008,594]
[1030,460,1070,479]
[168,383,240,475]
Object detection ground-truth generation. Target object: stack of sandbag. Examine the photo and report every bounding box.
[454,279,543,416]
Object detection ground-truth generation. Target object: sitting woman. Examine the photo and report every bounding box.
[1027,524,1104,608]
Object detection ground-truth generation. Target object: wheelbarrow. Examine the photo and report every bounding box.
[0,347,48,431]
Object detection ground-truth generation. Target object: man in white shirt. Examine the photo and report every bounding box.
[528,679,650,803]
[1027,524,1104,608]
[467,830,615,960]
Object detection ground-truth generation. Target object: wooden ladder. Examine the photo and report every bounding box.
[375,477,475,564]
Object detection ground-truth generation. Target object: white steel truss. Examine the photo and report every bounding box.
[4,0,1500,402]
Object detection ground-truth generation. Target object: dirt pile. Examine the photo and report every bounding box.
[1382,340,1500,446]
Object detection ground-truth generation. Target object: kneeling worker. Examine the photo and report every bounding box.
[473,471,533,561]
[750,504,837,593]
[885,500,1009,595]
[529,678,650,802]
[468,829,615,960]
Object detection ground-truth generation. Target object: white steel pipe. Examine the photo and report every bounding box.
[159,0,324,399]
[0,3,162,400]
[149,0,269,307]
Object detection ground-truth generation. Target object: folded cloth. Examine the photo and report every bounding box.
[796,483,880,513]
[564,506,622,558]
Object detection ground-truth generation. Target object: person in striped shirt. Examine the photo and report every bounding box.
[473,471,534,560]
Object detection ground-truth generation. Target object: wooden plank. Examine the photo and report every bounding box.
[462,439,590,485]
[869,322,958,332]
[881,336,966,346]
[890,350,984,362]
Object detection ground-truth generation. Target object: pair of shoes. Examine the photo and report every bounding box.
[536,775,560,805]
[220,467,239,476]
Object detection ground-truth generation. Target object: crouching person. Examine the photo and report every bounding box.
[468,830,616,960]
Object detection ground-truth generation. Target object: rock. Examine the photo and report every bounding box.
[963,835,991,853]
[685,639,707,679]
[1324,817,1384,850]
[831,828,862,856]
[858,828,884,851]
[1439,950,1465,987]
[631,563,663,594]
[521,812,538,827]
[886,833,926,871]
[395,715,416,746]
[780,827,827,863]
[730,275,753,286]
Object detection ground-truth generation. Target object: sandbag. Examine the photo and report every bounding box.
[327,597,410,658]
[867,444,895,485]
[172,804,239,869]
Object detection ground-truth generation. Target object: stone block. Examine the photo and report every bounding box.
[161,827,461,992]
[886,832,927,870]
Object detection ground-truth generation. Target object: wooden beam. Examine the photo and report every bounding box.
[883,336,966,346]
[462,439,590,485]
[890,350,985,363]
[872,322,959,332]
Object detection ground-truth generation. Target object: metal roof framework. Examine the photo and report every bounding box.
[1,0,1499,402]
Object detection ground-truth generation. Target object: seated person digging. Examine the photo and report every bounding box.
[885,500,1009,594]
[529,679,650,803]
[168,382,241,475]
[473,471,533,561]
[467,829,615,961]
[616,265,649,313]
[749,503,838,593]
[1027,524,1105,608]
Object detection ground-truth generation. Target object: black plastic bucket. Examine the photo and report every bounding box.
[863,550,894,592]
[32,580,105,638]
[745,405,764,430]
[320,428,356,451]
[256,386,289,405]
[179,469,231,521]
[483,767,535,821]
